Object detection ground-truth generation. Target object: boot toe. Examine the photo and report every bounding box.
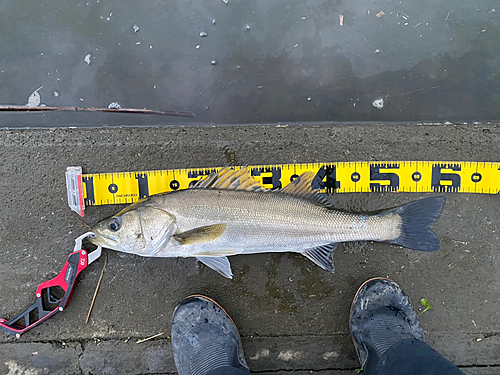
[172,295,248,375]
[350,278,424,370]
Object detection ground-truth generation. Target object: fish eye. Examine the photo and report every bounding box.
[108,217,121,232]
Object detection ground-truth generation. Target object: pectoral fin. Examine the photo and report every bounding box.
[196,256,233,279]
[173,223,227,245]
[302,243,338,273]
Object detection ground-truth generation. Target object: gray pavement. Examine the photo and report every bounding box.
[0,123,498,374]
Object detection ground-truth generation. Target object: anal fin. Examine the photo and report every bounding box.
[196,256,233,279]
[302,243,338,273]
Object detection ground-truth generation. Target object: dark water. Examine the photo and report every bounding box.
[0,0,499,127]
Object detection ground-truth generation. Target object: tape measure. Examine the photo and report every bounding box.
[66,161,500,217]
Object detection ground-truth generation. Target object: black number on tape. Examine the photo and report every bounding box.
[370,163,400,192]
[136,174,149,198]
[431,164,461,192]
[312,166,340,193]
[83,176,95,205]
[252,167,282,189]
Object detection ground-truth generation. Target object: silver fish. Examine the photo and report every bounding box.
[90,168,446,278]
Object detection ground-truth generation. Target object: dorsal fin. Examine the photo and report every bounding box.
[281,171,335,207]
[192,168,335,206]
[192,167,264,192]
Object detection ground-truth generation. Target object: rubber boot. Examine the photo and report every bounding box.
[172,295,250,375]
[350,277,465,375]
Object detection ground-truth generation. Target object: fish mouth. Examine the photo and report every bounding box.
[89,234,119,249]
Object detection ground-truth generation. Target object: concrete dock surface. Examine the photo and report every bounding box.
[0,123,498,374]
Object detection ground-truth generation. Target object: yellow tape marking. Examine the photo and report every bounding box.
[82,161,500,206]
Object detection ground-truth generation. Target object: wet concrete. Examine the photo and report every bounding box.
[0,123,498,374]
[1,1,500,127]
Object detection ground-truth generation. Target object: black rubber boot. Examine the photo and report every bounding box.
[172,295,250,375]
[349,278,425,374]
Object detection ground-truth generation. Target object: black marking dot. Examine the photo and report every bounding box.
[108,183,118,194]
[351,172,360,182]
[412,172,422,182]
[290,174,299,182]
[170,180,180,190]
[471,173,482,183]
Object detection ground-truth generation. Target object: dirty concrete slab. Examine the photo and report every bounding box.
[0,342,82,375]
[73,334,500,373]
[0,123,498,374]
[79,340,173,375]
[78,336,356,374]
[1,1,500,127]
[0,339,498,374]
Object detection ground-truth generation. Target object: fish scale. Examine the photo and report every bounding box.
[91,168,446,279]
[157,189,396,254]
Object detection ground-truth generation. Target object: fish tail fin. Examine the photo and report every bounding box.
[386,196,446,252]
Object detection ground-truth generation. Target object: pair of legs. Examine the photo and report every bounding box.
[171,278,465,375]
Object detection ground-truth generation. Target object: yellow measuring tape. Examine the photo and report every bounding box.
[70,161,498,214]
